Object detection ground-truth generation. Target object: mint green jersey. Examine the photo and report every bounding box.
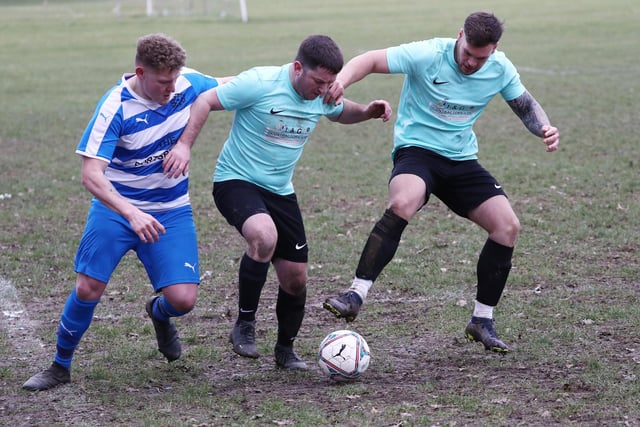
[386,38,526,161]
[214,64,344,195]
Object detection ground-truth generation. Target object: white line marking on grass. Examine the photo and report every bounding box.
[1,277,91,413]
[0,276,46,355]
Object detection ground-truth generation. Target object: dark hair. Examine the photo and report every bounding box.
[135,33,186,71]
[464,12,504,46]
[295,35,344,75]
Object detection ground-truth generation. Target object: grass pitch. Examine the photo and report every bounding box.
[1,0,639,426]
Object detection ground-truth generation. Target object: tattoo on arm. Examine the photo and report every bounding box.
[507,91,550,137]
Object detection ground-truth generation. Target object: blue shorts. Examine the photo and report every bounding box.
[392,147,507,218]
[74,199,200,291]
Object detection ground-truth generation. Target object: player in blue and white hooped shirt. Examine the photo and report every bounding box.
[23,33,232,391]
[177,35,392,370]
[322,12,560,353]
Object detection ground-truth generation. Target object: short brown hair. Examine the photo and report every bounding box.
[135,33,186,71]
[464,12,504,47]
[295,35,344,75]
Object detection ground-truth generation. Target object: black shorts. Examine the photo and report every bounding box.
[391,146,507,218]
[212,180,308,263]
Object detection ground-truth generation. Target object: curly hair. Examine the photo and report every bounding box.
[135,33,186,71]
[464,12,504,47]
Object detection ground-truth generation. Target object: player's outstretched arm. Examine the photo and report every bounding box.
[325,49,390,106]
[507,91,560,152]
[163,87,225,177]
[333,99,392,124]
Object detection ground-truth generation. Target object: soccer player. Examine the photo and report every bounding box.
[177,34,392,369]
[322,12,560,352]
[23,33,232,391]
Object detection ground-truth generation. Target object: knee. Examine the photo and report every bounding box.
[247,231,278,261]
[289,281,307,296]
[508,216,521,239]
[281,271,307,296]
[500,216,521,246]
[163,286,198,313]
[387,199,417,221]
[75,274,106,301]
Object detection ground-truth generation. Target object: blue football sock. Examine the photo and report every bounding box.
[54,288,99,369]
[151,296,187,321]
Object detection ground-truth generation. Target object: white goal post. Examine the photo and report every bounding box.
[114,0,248,22]
[238,0,248,22]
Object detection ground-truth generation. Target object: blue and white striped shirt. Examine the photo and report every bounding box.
[76,67,219,211]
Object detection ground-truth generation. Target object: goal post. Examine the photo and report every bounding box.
[114,0,248,21]
[239,0,248,23]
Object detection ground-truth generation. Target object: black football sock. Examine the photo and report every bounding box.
[355,209,408,281]
[476,238,513,306]
[276,287,306,347]
[237,253,270,322]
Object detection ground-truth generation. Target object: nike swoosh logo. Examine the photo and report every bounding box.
[295,243,307,250]
[494,184,502,189]
[432,79,448,85]
[270,108,284,114]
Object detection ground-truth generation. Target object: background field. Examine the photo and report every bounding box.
[1,0,639,426]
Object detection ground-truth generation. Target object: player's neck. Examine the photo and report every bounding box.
[126,75,150,101]
[126,75,139,94]
[289,64,300,96]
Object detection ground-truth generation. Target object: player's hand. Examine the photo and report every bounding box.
[541,125,560,152]
[367,100,393,122]
[128,209,165,243]
[163,142,191,178]
[324,80,345,106]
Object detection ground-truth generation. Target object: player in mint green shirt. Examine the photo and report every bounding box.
[177,35,392,369]
[323,12,560,353]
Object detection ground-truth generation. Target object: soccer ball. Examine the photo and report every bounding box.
[317,330,370,381]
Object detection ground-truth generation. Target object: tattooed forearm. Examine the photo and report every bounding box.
[507,91,550,137]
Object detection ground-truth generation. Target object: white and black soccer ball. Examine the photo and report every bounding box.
[317,329,371,381]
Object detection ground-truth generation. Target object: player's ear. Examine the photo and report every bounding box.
[135,65,144,78]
